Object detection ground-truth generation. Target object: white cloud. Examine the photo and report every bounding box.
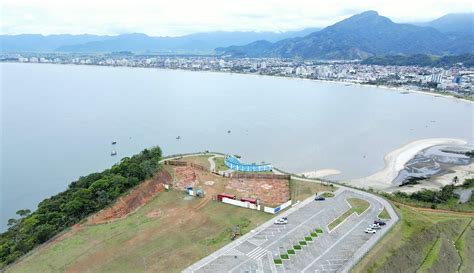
[1,0,472,35]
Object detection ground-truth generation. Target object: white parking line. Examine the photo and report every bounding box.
[229,209,326,273]
[301,212,369,272]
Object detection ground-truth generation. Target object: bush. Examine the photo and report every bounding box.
[0,146,163,268]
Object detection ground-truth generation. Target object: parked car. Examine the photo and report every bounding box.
[314,196,325,201]
[374,220,386,226]
[274,217,288,225]
[365,228,376,234]
[368,224,381,229]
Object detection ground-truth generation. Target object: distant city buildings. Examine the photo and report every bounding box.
[1,53,473,97]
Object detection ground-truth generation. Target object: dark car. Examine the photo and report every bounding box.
[374,220,386,226]
[314,196,325,201]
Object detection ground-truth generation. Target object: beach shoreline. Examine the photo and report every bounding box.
[3,61,473,105]
[347,138,469,191]
[299,169,342,179]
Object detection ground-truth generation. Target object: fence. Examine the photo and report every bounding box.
[164,160,208,171]
[230,173,290,180]
[263,200,292,214]
[164,160,187,166]
[224,156,272,172]
[222,197,260,211]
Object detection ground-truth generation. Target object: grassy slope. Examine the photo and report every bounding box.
[352,203,473,273]
[8,191,271,273]
[377,207,391,220]
[213,157,228,171]
[289,179,337,202]
[328,198,370,230]
[456,219,474,273]
[181,155,212,169]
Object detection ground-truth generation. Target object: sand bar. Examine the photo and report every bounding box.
[299,169,342,178]
[348,138,468,191]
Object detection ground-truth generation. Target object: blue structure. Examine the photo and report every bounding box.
[224,156,272,172]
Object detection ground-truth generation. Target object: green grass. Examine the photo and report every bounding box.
[417,236,442,272]
[293,245,301,250]
[328,198,370,231]
[378,207,391,220]
[352,203,473,273]
[299,241,307,246]
[310,232,318,237]
[321,192,335,198]
[456,219,474,273]
[181,155,212,169]
[287,249,295,255]
[213,156,228,171]
[289,179,336,202]
[274,259,282,265]
[8,191,272,273]
[315,228,323,233]
[280,254,289,260]
[348,198,370,215]
[304,236,312,241]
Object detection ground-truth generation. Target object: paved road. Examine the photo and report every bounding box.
[183,187,398,273]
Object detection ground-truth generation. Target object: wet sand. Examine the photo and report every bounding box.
[299,169,342,178]
[347,138,468,191]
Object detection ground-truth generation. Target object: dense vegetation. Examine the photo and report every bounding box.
[383,178,474,212]
[218,11,474,60]
[362,53,474,67]
[0,147,162,268]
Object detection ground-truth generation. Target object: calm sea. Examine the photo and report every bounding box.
[1,63,473,230]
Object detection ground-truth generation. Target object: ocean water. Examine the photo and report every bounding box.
[1,63,473,230]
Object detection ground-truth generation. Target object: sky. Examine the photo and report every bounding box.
[1,0,473,36]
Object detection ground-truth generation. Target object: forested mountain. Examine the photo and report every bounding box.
[0,28,320,54]
[217,11,474,60]
[418,13,473,34]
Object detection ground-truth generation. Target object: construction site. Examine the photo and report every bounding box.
[164,157,291,209]
[7,154,335,273]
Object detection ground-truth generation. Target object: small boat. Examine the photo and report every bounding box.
[176,136,181,140]
[227,130,231,134]
[111,150,117,156]
[111,141,117,145]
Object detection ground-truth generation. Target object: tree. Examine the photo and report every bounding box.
[16,209,31,218]
[452,176,459,185]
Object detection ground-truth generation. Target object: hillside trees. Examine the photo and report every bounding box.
[0,146,162,268]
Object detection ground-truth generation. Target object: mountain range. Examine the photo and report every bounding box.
[1,11,472,59]
[217,11,474,60]
[0,28,320,54]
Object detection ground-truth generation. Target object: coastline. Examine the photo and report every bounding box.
[299,169,341,178]
[347,138,469,191]
[398,162,474,193]
[2,61,473,105]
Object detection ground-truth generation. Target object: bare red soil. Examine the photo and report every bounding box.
[226,178,290,206]
[87,170,172,225]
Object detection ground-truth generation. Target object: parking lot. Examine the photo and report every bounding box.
[183,188,397,273]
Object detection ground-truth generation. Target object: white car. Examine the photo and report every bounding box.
[365,228,376,234]
[369,224,381,229]
[274,217,288,225]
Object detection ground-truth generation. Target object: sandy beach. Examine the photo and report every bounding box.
[299,169,341,178]
[347,138,469,191]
